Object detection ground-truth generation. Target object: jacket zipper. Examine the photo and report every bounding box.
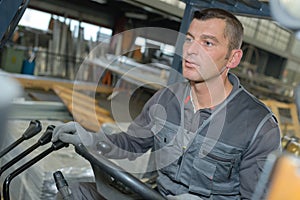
[175,147,186,180]
[203,150,235,179]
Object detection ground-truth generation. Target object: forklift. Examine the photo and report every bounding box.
[1,0,300,199]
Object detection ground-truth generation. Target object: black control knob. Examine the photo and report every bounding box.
[96,141,112,155]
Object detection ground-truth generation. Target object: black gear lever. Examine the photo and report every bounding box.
[0,120,42,158]
[0,125,55,179]
[53,170,74,200]
[2,140,69,200]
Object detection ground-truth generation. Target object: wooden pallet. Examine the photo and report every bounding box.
[10,73,113,94]
[262,99,300,137]
[52,85,114,132]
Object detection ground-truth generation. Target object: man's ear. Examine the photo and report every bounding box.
[226,49,243,69]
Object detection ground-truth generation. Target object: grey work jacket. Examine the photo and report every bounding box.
[104,73,281,199]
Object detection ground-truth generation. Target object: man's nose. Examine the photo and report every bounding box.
[186,40,200,55]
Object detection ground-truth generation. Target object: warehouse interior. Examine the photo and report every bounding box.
[1,0,300,199]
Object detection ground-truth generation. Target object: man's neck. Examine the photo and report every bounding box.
[190,74,233,110]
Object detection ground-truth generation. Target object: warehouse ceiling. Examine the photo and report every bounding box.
[28,0,183,31]
[28,0,271,31]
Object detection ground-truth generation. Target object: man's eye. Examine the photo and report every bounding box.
[204,41,213,46]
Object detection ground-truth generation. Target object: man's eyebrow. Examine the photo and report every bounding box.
[200,34,220,44]
[186,32,194,38]
[186,32,220,44]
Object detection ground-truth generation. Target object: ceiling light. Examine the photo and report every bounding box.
[90,0,107,4]
[125,12,148,20]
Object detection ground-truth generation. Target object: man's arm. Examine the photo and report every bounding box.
[101,118,155,160]
[52,88,166,160]
[239,116,281,199]
[98,88,170,160]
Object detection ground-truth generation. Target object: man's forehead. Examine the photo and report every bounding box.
[188,18,226,38]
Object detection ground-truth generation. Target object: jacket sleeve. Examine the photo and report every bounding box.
[239,116,281,199]
[99,89,165,160]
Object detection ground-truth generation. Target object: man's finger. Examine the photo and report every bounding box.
[58,132,80,145]
[52,122,76,141]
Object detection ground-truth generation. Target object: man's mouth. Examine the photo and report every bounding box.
[185,59,198,68]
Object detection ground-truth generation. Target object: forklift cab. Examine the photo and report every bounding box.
[2,0,300,199]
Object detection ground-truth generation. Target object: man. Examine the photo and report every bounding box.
[53,8,281,199]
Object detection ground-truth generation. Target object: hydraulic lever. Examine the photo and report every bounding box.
[2,140,69,200]
[0,125,55,178]
[0,120,42,158]
[53,170,74,200]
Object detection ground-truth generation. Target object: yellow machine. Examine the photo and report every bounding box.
[265,154,300,200]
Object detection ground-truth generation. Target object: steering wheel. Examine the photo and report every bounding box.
[75,143,166,200]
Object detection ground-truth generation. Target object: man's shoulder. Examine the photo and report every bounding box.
[239,86,272,114]
[229,86,277,128]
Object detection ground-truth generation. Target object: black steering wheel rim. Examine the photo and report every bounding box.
[75,143,166,200]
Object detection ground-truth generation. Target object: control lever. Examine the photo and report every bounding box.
[2,140,69,200]
[0,120,42,158]
[53,171,74,200]
[75,143,166,200]
[0,125,55,178]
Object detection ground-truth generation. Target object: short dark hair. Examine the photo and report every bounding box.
[193,8,244,52]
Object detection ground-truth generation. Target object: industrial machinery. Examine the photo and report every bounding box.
[2,0,300,199]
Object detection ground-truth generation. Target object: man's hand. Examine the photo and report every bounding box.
[52,122,96,147]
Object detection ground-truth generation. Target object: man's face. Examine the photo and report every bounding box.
[182,18,231,82]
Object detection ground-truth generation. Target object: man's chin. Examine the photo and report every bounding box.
[190,79,206,84]
[183,75,205,83]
